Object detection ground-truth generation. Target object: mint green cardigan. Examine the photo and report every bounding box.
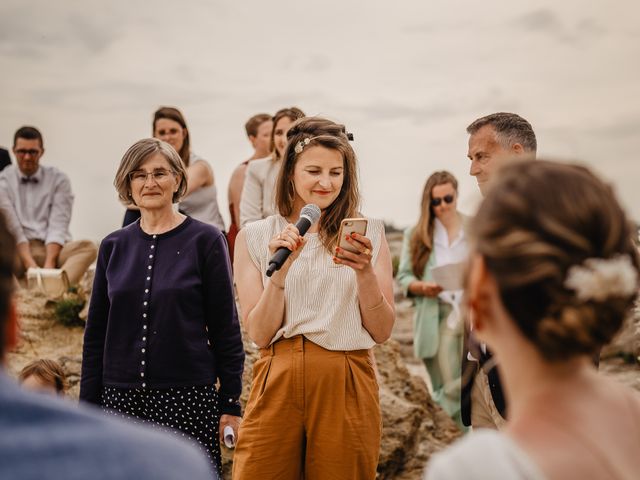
[396,218,468,359]
[396,226,440,359]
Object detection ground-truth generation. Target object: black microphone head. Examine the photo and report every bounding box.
[300,204,321,225]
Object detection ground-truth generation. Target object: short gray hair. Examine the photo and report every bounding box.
[467,112,537,153]
[114,138,188,205]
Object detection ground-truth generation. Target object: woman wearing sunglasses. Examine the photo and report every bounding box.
[397,170,468,427]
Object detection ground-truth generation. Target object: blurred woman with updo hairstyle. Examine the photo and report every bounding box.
[122,107,226,233]
[426,160,640,480]
[233,117,395,479]
[397,171,468,428]
[239,107,305,226]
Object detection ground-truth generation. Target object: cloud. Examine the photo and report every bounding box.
[347,100,456,124]
[402,22,439,35]
[30,81,223,112]
[304,54,332,72]
[583,114,640,140]
[576,18,607,38]
[0,2,123,60]
[517,9,564,33]
[514,8,608,45]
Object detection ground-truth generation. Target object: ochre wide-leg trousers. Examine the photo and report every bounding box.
[232,335,381,480]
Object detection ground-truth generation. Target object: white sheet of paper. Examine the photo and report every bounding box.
[429,261,466,291]
[223,425,236,449]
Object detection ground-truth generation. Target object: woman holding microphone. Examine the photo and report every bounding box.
[232,117,395,479]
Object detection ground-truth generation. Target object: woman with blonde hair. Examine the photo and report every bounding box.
[427,160,640,479]
[233,117,395,478]
[397,170,468,427]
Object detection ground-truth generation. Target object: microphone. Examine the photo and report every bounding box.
[266,204,321,277]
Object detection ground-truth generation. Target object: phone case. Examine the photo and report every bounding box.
[337,218,368,253]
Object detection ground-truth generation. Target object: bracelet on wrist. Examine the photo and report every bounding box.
[270,278,285,290]
[366,295,385,311]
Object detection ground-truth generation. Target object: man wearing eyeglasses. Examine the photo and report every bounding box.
[0,126,97,286]
[462,112,537,430]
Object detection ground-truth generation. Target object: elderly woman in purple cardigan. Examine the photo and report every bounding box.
[80,138,244,475]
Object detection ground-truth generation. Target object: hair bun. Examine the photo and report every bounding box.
[472,160,640,362]
[536,298,631,360]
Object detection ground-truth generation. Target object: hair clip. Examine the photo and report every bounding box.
[346,132,354,141]
[564,254,638,302]
[294,137,312,154]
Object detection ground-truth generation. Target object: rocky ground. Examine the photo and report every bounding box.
[7,232,640,478]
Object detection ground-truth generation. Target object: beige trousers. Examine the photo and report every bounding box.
[470,368,506,430]
[16,239,97,285]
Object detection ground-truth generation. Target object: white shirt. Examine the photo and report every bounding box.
[178,153,226,231]
[0,164,73,245]
[239,156,280,227]
[244,215,385,350]
[433,218,467,267]
[425,430,546,480]
[432,218,468,313]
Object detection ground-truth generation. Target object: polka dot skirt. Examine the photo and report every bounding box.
[102,385,221,473]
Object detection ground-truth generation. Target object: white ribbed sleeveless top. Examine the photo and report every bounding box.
[179,154,226,232]
[244,214,385,350]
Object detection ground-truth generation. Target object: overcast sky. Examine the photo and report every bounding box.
[1,0,639,241]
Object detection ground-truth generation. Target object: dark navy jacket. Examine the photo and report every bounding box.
[80,217,244,416]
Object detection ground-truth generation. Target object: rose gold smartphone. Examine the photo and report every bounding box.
[337,218,368,255]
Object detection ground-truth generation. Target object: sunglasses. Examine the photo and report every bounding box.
[430,194,455,207]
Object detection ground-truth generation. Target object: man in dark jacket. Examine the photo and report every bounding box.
[462,112,537,429]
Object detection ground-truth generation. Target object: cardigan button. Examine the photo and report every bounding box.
[142,383,146,388]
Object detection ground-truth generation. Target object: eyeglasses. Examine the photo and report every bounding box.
[129,169,174,183]
[15,149,41,157]
[430,194,455,207]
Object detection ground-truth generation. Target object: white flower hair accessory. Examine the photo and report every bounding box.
[294,137,312,154]
[564,254,639,302]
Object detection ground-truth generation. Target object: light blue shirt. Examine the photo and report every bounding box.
[0,371,216,479]
[0,164,73,245]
